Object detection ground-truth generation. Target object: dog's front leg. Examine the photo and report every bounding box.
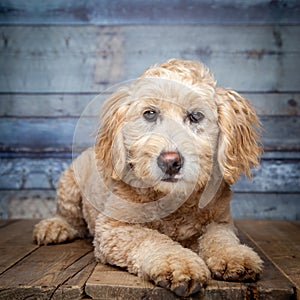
[199,222,263,282]
[93,215,210,297]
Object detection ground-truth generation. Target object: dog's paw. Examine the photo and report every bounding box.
[206,244,263,282]
[148,249,210,297]
[33,217,78,245]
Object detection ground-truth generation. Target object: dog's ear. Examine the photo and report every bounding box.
[216,87,262,185]
[95,87,130,181]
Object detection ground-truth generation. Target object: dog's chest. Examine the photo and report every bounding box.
[148,207,208,246]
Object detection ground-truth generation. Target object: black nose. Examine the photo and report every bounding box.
[157,151,183,176]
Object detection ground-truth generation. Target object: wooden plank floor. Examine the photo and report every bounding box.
[0,220,299,300]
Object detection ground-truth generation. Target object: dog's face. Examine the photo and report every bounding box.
[115,78,219,195]
[96,59,261,201]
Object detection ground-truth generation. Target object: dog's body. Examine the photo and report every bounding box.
[33,59,263,297]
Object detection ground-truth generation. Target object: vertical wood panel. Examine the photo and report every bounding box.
[1,1,299,25]
[1,26,300,92]
[0,3,299,220]
[0,93,299,117]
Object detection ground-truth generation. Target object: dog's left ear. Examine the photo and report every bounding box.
[216,87,262,185]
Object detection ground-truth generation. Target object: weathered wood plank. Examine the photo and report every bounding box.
[236,220,300,299]
[0,190,56,219]
[247,93,299,117]
[0,220,95,299]
[0,93,298,117]
[85,263,169,300]
[0,286,54,300]
[0,0,299,25]
[0,94,105,118]
[0,219,37,245]
[0,219,17,228]
[123,26,300,92]
[1,26,299,93]
[0,117,95,153]
[0,238,94,300]
[0,26,124,93]
[260,116,300,151]
[1,190,299,221]
[236,222,296,300]
[0,116,299,153]
[234,158,300,193]
[0,219,39,274]
[86,263,248,300]
[51,252,96,300]
[0,158,71,189]
[0,220,297,299]
[0,157,299,193]
[0,190,299,221]
[86,226,295,300]
[56,253,97,300]
[231,193,300,220]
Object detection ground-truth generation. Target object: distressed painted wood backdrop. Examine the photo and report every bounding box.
[0,0,299,219]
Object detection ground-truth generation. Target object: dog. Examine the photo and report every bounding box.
[33,59,263,297]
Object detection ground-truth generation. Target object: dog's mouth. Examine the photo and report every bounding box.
[161,174,182,183]
[128,160,183,184]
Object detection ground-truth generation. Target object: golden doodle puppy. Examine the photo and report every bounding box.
[33,59,263,297]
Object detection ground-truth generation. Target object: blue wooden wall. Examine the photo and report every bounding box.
[0,0,299,219]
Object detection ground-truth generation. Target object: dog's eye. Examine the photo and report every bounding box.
[188,111,205,123]
[143,110,158,122]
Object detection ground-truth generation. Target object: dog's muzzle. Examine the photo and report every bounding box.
[157,151,184,182]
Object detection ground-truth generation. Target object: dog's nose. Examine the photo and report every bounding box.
[157,151,183,176]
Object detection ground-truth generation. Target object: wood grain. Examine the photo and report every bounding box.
[0,157,299,193]
[0,158,71,189]
[56,253,97,300]
[0,116,299,153]
[231,193,300,220]
[124,26,300,92]
[0,220,298,299]
[0,238,94,300]
[0,0,299,25]
[86,263,248,300]
[1,190,299,220]
[2,190,56,219]
[0,219,17,228]
[0,93,298,117]
[0,219,39,274]
[236,221,296,300]
[51,251,97,300]
[1,26,299,93]
[0,26,124,93]
[236,220,300,300]
[0,5,299,221]
[85,224,296,299]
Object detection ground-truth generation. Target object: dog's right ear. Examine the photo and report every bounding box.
[95,87,130,181]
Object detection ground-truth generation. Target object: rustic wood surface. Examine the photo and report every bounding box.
[0,219,39,274]
[0,93,299,118]
[0,220,96,300]
[0,2,299,220]
[0,219,298,299]
[1,26,299,93]
[1,157,299,192]
[0,116,299,153]
[1,190,300,221]
[1,0,299,25]
[236,219,300,300]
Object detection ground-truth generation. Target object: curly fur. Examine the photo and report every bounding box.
[33,59,263,297]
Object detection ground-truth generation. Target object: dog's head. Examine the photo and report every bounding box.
[95,59,261,200]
